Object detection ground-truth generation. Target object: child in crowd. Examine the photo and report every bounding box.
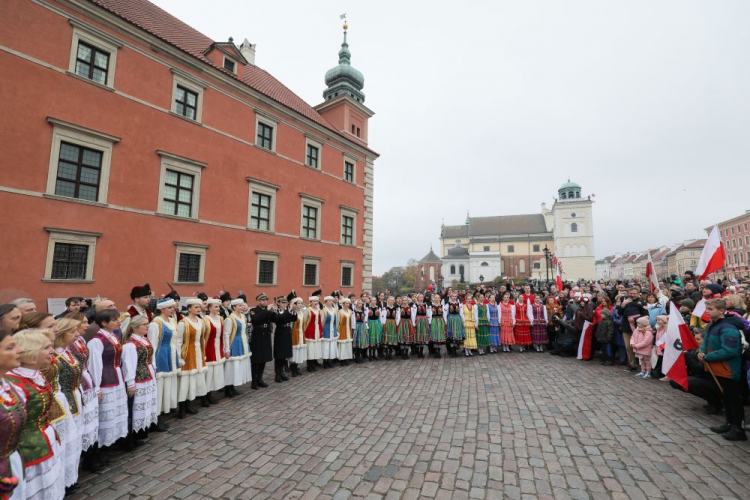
[654,314,669,380]
[631,316,654,379]
[596,308,614,365]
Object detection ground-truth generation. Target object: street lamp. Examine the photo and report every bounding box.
[479,275,484,283]
[543,245,552,284]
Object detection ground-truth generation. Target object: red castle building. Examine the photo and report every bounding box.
[0,0,377,308]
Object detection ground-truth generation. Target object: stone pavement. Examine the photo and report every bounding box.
[72,353,750,500]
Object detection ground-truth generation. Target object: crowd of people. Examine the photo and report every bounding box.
[0,272,748,499]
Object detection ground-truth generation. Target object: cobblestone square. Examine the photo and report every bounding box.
[73,353,750,500]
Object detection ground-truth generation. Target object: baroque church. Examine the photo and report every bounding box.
[434,181,596,285]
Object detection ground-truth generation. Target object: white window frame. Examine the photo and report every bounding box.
[256,251,279,286]
[255,112,278,152]
[305,136,323,170]
[300,194,324,241]
[170,69,205,123]
[343,155,357,183]
[340,205,358,246]
[341,261,355,288]
[247,177,279,233]
[303,256,321,287]
[46,117,120,205]
[43,228,100,282]
[157,151,206,219]
[174,242,208,284]
[68,23,121,88]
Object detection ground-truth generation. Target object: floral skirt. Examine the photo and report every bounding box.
[500,321,515,345]
[430,319,446,344]
[415,317,430,344]
[515,320,532,346]
[368,320,383,346]
[447,314,465,340]
[384,319,399,345]
[398,319,415,344]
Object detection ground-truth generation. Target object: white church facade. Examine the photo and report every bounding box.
[440,181,596,284]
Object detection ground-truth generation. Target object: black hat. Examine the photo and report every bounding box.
[238,293,248,302]
[287,290,297,302]
[219,292,232,302]
[130,283,151,300]
[197,292,209,301]
[166,290,180,301]
[312,289,322,297]
[705,283,725,296]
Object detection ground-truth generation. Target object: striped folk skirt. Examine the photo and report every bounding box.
[515,319,532,346]
[367,320,383,347]
[488,323,501,346]
[531,321,549,345]
[464,318,478,349]
[398,319,415,344]
[447,314,465,341]
[384,319,399,345]
[354,323,369,349]
[476,318,490,348]
[430,318,446,344]
[500,320,515,345]
[415,317,430,344]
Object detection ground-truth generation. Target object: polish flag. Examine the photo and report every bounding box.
[577,320,594,360]
[695,225,726,280]
[691,298,710,323]
[555,263,563,290]
[646,252,660,295]
[657,303,700,390]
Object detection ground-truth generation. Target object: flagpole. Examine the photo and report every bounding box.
[705,363,724,394]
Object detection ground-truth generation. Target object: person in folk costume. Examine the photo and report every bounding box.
[147,298,180,422]
[219,292,232,320]
[352,299,369,363]
[120,283,154,341]
[302,295,323,372]
[486,293,501,353]
[223,299,252,395]
[0,328,26,500]
[513,294,533,352]
[530,294,549,352]
[6,329,64,500]
[429,294,446,358]
[177,298,208,417]
[120,316,157,451]
[445,292,464,357]
[45,319,84,492]
[248,293,276,389]
[499,291,516,352]
[475,291,490,355]
[381,296,399,360]
[320,296,340,368]
[66,312,105,471]
[289,298,307,376]
[87,309,128,455]
[272,294,297,381]
[337,298,355,365]
[412,293,431,358]
[366,297,383,360]
[398,295,414,360]
[545,295,563,349]
[202,298,225,402]
[461,293,479,357]
[165,286,184,323]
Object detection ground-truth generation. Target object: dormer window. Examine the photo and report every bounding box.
[223,57,236,73]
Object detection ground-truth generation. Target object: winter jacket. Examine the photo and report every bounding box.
[574,303,594,331]
[630,327,654,357]
[616,299,647,334]
[646,303,666,328]
[595,317,614,344]
[701,318,743,380]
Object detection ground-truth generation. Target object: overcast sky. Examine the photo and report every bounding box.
[152,0,750,275]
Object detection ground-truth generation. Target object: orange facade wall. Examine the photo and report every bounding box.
[0,0,371,308]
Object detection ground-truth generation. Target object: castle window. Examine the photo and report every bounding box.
[568,191,574,199]
[571,223,578,233]
[576,191,580,198]
[519,259,526,273]
[450,265,455,274]
[459,265,464,276]
[483,246,490,252]
[560,192,566,199]
[571,213,576,218]
[481,262,489,267]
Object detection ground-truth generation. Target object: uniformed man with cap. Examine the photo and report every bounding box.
[272,292,298,382]
[249,293,276,389]
[121,283,154,336]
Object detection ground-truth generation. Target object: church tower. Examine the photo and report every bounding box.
[549,180,596,279]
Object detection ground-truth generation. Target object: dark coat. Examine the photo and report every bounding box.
[616,298,647,334]
[596,317,614,344]
[249,306,276,364]
[273,308,296,360]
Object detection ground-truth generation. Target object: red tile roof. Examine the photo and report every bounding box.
[88,0,350,139]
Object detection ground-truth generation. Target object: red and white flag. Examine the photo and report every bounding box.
[657,302,700,390]
[555,262,563,290]
[577,320,594,360]
[695,225,726,280]
[646,252,660,295]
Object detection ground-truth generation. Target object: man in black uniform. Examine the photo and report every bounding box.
[249,293,275,389]
[273,293,298,382]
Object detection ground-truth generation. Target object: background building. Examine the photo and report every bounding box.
[416,248,442,291]
[0,0,377,307]
[439,181,596,283]
[712,211,750,280]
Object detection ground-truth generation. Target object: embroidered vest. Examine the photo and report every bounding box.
[385,307,397,320]
[127,337,154,383]
[39,358,65,424]
[203,317,223,362]
[93,331,122,387]
[69,338,92,393]
[448,302,461,315]
[367,308,380,321]
[154,318,176,373]
[400,306,411,321]
[4,375,55,466]
[416,304,428,317]
[56,352,82,416]
[0,382,26,486]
